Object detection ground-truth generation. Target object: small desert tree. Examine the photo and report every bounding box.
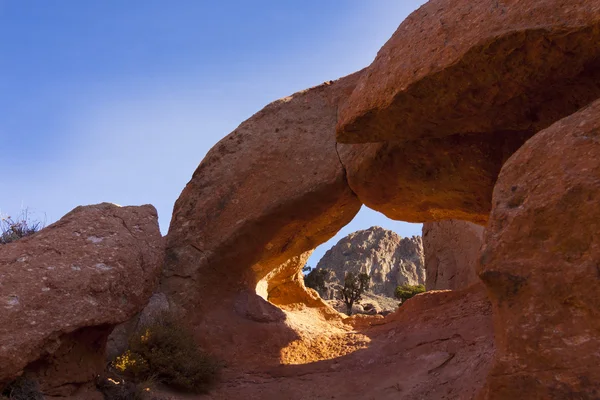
[338,272,370,316]
[395,284,426,305]
[304,267,329,295]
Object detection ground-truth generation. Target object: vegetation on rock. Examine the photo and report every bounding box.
[1,376,43,400]
[303,266,329,295]
[112,312,220,394]
[0,209,43,245]
[96,374,154,400]
[338,272,370,316]
[395,284,426,304]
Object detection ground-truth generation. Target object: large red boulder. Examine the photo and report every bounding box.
[337,0,600,144]
[479,99,600,398]
[0,203,163,396]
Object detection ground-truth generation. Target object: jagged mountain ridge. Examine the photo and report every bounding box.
[315,226,425,299]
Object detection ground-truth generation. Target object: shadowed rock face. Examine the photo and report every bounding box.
[339,131,531,224]
[315,226,425,298]
[479,99,600,399]
[0,203,163,395]
[423,220,483,291]
[337,0,600,144]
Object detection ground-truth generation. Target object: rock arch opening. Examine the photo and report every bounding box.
[159,2,600,397]
[158,69,525,372]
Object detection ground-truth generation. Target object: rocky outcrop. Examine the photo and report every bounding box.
[335,0,600,226]
[157,1,600,396]
[0,203,163,396]
[315,226,424,299]
[161,73,364,369]
[337,0,600,144]
[191,285,495,400]
[338,133,530,225]
[479,98,600,399]
[423,220,483,291]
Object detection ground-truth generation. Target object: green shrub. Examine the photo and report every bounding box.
[338,272,370,316]
[0,209,44,245]
[112,313,220,394]
[395,284,426,304]
[304,268,329,294]
[1,376,43,400]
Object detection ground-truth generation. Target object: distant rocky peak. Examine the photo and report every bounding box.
[315,226,425,299]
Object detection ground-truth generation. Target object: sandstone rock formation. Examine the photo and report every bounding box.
[338,133,530,225]
[337,0,600,144]
[479,98,600,399]
[423,220,483,291]
[161,73,364,369]
[315,226,424,299]
[0,203,163,396]
[187,285,495,400]
[335,0,600,226]
[156,1,600,398]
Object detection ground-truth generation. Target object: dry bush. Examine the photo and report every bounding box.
[1,377,43,400]
[112,313,220,394]
[0,208,44,244]
[96,375,151,400]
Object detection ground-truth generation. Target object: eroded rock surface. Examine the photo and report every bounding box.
[337,0,600,144]
[479,99,600,399]
[315,226,424,298]
[0,203,163,395]
[339,131,532,225]
[423,220,483,291]
[198,285,494,400]
[161,73,363,368]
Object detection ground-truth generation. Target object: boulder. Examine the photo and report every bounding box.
[0,203,163,395]
[479,98,600,398]
[423,220,483,291]
[337,0,600,144]
[338,131,532,225]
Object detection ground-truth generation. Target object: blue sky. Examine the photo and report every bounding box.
[0,1,426,264]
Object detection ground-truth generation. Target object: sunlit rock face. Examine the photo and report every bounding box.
[160,72,365,370]
[158,1,600,397]
[423,220,483,291]
[0,203,163,396]
[479,98,600,399]
[337,0,600,144]
[315,226,425,299]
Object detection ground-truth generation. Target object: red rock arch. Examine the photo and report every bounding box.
[160,1,600,397]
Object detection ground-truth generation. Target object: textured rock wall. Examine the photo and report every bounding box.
[158,1,600,396]
[160,73,364,368]
[0,203,163,395]
[315,226,424,298]
[479,97,600,399]
[337,0,600,144]
[423,220,483,291]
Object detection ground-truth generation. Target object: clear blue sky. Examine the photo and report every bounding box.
[0,1,426,264]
